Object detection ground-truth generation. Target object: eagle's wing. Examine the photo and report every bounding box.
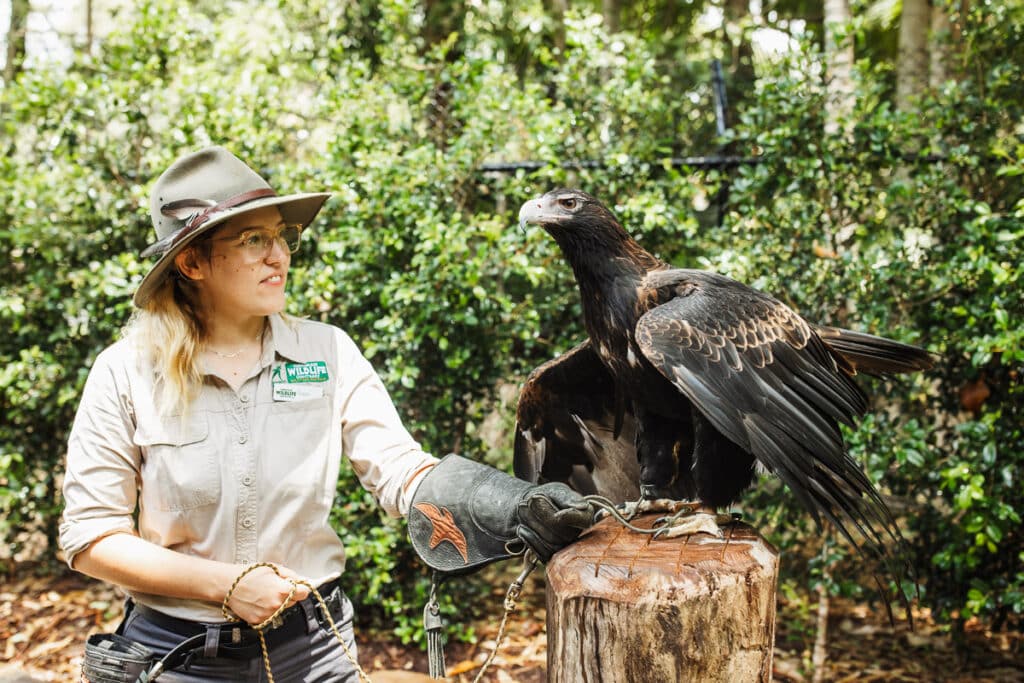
[634,272,900,552]
[513,340,640,503]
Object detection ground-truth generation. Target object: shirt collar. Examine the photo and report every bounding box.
[194,314,308,380]
[264,313,314,365]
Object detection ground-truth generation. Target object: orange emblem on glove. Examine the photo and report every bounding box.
[414,502,469,563]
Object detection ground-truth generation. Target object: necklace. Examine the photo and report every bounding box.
[207,325,265,359]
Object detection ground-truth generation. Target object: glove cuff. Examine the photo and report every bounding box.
[408,454,532,575]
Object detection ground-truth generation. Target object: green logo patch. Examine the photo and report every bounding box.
[273,361,329,384]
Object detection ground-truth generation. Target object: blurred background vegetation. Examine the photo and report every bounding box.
[1,0,1021,661]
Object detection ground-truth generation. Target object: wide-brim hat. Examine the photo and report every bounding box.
[133,146,331,308]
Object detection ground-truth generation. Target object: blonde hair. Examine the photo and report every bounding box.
[122,248,210,415]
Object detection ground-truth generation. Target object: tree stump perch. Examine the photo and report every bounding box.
[545,516,779,682]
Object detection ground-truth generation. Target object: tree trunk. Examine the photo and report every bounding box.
[824,0,855,136]
[548,0,567,57]
[929,2,952,88]
[420,0,466,149]
[811,580,830,683]
[5,0,30,83]
[85,0,94,54]
[810,540,832,683]
[546,516,778,682]
[603,0,621,34]
[723,0,754,127]
[897,0,930,110]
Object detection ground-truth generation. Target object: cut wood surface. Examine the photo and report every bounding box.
[546,516,779,683]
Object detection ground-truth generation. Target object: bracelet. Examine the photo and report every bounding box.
[221,562,298,630]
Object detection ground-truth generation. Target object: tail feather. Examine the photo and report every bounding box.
[816,326,935,376]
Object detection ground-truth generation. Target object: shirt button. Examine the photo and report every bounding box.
[242,475,253,486]
[240,394,249,403]
[238,435,248,444]
[242,518,253,529]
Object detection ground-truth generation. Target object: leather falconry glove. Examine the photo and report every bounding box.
[408,454,595,574]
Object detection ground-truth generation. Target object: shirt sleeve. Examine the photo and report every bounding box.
[334,330,438,518]
[59,345,141,568]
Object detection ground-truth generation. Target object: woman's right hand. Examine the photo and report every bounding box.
[224,564,311,626]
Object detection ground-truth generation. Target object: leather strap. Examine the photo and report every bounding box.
[169,187,277,246]
[203,625,220,658]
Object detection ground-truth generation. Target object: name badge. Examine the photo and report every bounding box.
[272,361,329,401]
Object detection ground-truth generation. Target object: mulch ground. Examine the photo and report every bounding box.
[2,565,1022,682]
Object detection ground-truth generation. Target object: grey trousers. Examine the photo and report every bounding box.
[120,592,361,682]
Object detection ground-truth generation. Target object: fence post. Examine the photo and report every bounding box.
[546,516,778,682]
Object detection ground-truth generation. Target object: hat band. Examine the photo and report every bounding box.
[168,187,278,248]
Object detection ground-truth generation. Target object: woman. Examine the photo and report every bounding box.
[60,146,591,681]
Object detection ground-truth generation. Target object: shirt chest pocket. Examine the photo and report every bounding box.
[135,415,221,511]
[262,397,333,492]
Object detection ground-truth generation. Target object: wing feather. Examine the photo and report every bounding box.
[513,340,640,503]
[815,325,936,376]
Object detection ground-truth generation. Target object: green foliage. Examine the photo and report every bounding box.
[2,0,1022,644]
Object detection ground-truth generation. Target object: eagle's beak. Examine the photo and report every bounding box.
[518,197,545,232]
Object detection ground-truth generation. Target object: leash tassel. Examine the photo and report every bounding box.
[424,594,445,679]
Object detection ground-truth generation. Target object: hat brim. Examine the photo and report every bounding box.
[132,191,331,308]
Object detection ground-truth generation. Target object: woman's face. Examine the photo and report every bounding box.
[179,205,295,322]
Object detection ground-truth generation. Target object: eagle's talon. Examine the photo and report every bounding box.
[590,497,731,537]
[619,501,645,521]
[653,513,686,527]
[652,510,724,538]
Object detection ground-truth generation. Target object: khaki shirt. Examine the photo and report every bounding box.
[59,314,438,622]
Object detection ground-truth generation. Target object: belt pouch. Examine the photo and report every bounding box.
[82,633,156,683]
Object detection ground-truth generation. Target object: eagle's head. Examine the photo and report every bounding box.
[518,188,621,236]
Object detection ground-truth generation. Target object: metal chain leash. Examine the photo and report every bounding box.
[583,495,674,535]
[583,495,741,536]
[471,551,539,683]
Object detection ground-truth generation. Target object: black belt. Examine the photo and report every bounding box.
[129,578,345,662]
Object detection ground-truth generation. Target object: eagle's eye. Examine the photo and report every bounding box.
[559,197,578,210]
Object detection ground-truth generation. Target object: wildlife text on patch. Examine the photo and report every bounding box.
[272,361,329,401]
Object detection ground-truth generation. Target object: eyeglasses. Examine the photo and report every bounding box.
[218,224,304,262]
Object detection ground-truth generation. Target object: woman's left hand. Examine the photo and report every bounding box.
[225,563,311,625]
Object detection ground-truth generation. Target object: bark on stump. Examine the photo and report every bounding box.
[546,516,778,683]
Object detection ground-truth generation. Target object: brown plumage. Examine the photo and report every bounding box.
[515,189,934,618]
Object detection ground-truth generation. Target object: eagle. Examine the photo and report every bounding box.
[514,189,933,610]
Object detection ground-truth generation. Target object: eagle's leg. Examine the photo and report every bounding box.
[623,406,738,537]
[635,405,695,501]
[592,405,736,536]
